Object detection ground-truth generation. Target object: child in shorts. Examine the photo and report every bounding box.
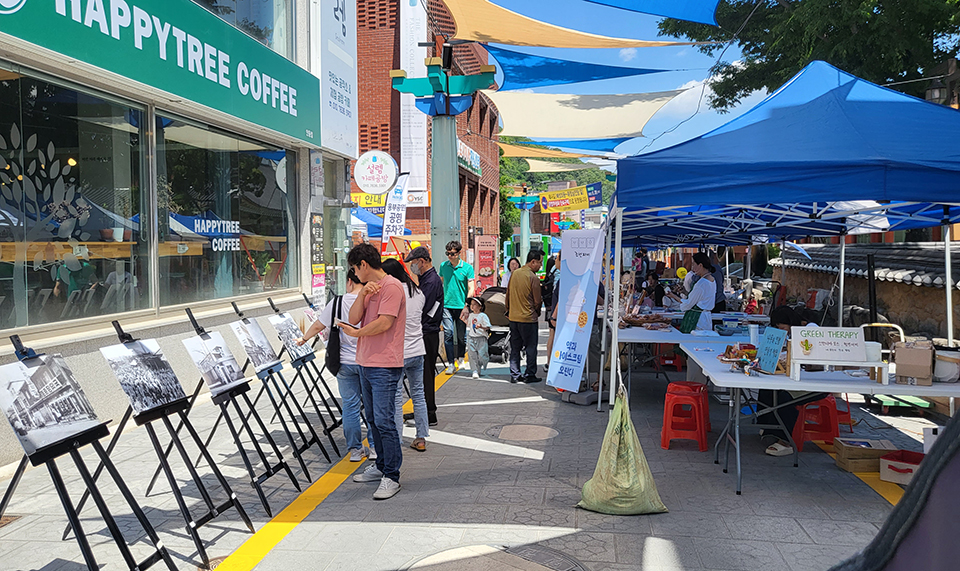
[465,297,491,379]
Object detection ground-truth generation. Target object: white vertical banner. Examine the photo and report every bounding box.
[382,174,410,241]
[312,0,359,158]
[400,0,428,190]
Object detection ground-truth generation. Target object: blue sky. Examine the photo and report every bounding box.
[489,0,770,157]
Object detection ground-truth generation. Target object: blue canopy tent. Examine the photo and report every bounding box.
[597,61,960,406]
[351,207,412,239]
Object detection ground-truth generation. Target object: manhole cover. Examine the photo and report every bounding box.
[506,545,588,571]
[0,515,21,529]
[199,556,228,570]
[485,424,560,442]
[406,544,587,571]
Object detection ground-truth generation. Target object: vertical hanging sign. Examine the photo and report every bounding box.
[474,236,499,294]
[547,229,604,392]
[400,0,428,190]
[380,174,410,253]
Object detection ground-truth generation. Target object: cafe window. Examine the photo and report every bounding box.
[194,0,296,60]
[156,115,298,308]
[0,66,151,329]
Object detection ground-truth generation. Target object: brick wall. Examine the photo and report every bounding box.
[352,0,500,252]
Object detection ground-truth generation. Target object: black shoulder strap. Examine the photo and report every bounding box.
[332,295,343,329]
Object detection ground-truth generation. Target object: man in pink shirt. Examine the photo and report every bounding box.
[340,243,406,500]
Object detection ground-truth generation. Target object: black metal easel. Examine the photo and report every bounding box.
[0,336,176,571]
[114,319,256,569]
[182,308,302,517]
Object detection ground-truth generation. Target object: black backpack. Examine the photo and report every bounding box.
[541,269,557,310]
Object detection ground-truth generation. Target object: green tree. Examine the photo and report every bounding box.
[659,0,960,111]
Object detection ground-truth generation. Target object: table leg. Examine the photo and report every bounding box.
[734,387,743,495]
[715,393,734,464]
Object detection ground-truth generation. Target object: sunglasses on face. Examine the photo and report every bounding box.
[446,251,459,257]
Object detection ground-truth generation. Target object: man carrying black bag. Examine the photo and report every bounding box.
[297,269,374,462]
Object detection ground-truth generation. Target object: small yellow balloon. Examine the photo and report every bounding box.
[410,241,421,249]
[676,267,688,279]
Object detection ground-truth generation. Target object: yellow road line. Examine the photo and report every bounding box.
[218,370,456,571]
[814,442,904,505]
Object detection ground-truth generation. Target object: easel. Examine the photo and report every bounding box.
[0,336,176,571]
[267,297,342,458]
[112,319,256,569]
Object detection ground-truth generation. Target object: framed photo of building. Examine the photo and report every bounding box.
[268,314,314,362]
[182,332,247,396]
[229,319,281,373]
[100,340,187,416]
[0,355,100,457]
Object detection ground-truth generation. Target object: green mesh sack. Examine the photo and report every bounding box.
[678,308,703,334]
[578,390,668,515]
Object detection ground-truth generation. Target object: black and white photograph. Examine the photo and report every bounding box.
[269,313,314,362]
[0,355,100,457]
[100,339,187,415]
[182,332,247,396]
[229,319,281,373]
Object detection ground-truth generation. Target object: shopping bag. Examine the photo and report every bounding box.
[578,388,668,515]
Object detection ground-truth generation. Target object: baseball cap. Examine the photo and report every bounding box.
[404,246,431,262]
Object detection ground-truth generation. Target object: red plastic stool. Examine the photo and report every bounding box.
[791,395,840,452]
[667,382,711,433]
[657,344,685,372]
[662,391,708,452]
[834,394,855,432]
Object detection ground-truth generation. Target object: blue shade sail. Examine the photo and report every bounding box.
[486,45,668,91]
[583,0,720,26]
[516,138,633,153]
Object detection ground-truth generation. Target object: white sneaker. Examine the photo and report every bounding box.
[364,445,377,461]
[472,371,480,379]
[373,477,401,500]
[349,448,365,462]
[353,464,383,483]
[404,418,416,427]
[445,363,455,374]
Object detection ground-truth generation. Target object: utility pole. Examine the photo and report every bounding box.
[508,185,539,261]
[391,44,496,254]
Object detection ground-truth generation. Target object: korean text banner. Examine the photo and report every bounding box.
[0,0,321,145]
[586,182,603,207]
[540,185,590,213]
[547,229,604,392]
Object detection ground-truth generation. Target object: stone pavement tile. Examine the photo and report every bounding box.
[695,538,789,570]
[748,497,828,519]
[253,549,336,570]
[516,470,580,488]
[650,512,732,540]
[671,493,756,516]
[812,498,892,524]
[307,502,375,524]
[776,542,860,571]
[576,510,653,535]
[0,513,46,539]
[459,524,545,547]
[436,457,497,471]
[413,482,482,504]
[505,506,578,528]
[539,530,618,563]
[363,502,441,524]
[493,457,552,472]
[720,514,810,543]
[455,469,520,487]
[466,414,519,425]
[324,551,418,571]
[433,504,508,525]
[476,485,545,506]
[615,534,703,569]
[796,518,880,546]
[543,486,583,509]
[307,522,396,552]
[379,525,464,555]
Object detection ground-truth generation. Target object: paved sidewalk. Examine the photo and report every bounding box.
[0,329,925,571]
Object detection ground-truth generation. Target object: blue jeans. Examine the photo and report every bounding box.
[396,356,429,439]
[442,308,467,362]
[336,363,370,452]
[359,366,403,482]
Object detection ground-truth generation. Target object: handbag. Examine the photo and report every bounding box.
[678,307,703,334]
[325,296,343,376]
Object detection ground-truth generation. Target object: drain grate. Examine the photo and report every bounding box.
[506,545,588,571]
[0,515,21,529]
[198,556,228,570]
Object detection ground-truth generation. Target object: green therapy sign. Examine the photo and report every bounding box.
[0,0,320,145]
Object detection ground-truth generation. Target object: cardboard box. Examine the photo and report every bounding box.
[880,450,925,485]
[837,455,886,473]
[897,375,933,386]
[833,437,898,461]
[893,341,935,382]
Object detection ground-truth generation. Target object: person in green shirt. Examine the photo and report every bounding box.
[438,241,475,373]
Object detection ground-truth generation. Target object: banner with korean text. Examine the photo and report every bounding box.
[547,229,604,392]
[474,236,498,294]
[540,185,590,213]
[400,0,428,189]
[380,174,409,254]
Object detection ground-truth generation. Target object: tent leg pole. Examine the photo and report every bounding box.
[839,238,846,328]
[610,208,623,408]
[946,222,954,347]
[602,210,614,412]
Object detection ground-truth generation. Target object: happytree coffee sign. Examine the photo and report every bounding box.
[354,150,398,195]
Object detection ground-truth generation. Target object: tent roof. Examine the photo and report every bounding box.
[613,61,960,244]
[584,0,720,26]
[486,45,667,91]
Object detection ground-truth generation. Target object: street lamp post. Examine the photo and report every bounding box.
[391,46,497,255]
[508,190,539,261]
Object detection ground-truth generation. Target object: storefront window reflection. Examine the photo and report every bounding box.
[0,68,150,329]
[194,0,295,60]
[156,115,298,307]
